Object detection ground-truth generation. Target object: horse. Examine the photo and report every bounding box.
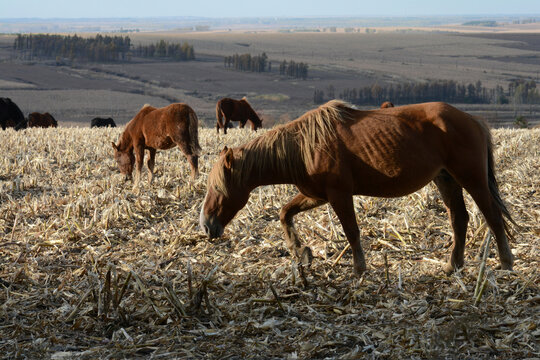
[0,98,26,130]
[200,100,516,276]
[91,117,116,128]
[27,112,57,128]
[380,101,394,108]
[112,103,201,186]
[215,97,262,134]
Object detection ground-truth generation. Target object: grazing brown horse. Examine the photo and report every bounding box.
[28,112,57,128]
[200,100,515,276]
[112,103,201,186]
[215,97,262,134]
[380,101,394,108]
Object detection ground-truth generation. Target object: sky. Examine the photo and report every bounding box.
[1,0,539,18]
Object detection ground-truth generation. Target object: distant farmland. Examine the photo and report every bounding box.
[1,30,540,127]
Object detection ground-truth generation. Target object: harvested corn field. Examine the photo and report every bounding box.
[0,126,539,359]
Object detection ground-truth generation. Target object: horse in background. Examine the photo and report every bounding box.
[112,103,201,186]
[380,101,394,108]
[28,112,57,128]
[200,100,515,276]
[215,97,262,134]
[0,98,26,130]
[91,117,116,128]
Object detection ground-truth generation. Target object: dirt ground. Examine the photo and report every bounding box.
[0,126,538,359]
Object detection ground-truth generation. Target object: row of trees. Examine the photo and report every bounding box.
[132,40,195,61]
[13,34,195,62]
[224,53,269,72]
[224,53,309,79]
[314,79,540,105]
[13,34,131,62]
[278,60,308,79]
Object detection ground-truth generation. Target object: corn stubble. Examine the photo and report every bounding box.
[0,126,538,359]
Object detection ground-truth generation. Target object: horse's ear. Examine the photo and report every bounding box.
[220,146,229,156]
[223,148,234,170]
[112,142,118,150]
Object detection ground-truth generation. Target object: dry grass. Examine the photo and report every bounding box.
[0,126,538,359]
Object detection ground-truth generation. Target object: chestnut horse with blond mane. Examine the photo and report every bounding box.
[216,97,262,134]
[112,103,201,185]
[200,100,516,276]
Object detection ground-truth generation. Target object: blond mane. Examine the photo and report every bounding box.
[208,100,354,197]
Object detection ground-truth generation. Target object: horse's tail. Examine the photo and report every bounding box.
[215,101,224,129]
[188,108,201,156]
[484,122,518,238]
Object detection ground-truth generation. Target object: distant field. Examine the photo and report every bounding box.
[1,30,540,127]
[0,126,538,358]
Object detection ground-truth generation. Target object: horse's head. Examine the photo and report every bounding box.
[112,142,134,181]
[251,111,263,131]
[200,146,250,238]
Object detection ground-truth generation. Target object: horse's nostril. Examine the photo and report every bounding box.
[204,224,210,235]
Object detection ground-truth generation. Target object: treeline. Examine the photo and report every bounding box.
[13,34,131,62]
[224,52,309,79]
[132,40,195,61]
[314,79,540,105]
[13,34,195,62]
[224,53,269,72]
[278,60,308,80]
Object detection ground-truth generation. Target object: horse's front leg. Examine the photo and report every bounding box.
[133,145,145,189]
[327,190,366,276]
[280,193,326,265]
[146,148,157,184]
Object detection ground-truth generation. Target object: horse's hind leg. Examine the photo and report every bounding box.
[173,137,199,180]
[434,170,469,274]
[280,193,326,265]
[462,183,513,271]
[146,148,156,184]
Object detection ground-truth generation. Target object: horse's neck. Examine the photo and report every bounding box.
[118,131,133,151]
[239,143,303,189]
[249,109,260,123]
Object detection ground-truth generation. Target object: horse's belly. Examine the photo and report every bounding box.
[352,165,440,198]
[147,137,175,150]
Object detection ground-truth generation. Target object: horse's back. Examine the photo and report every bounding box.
[217,98,236,117]
[335,102,488,196]
[135,103,197,150]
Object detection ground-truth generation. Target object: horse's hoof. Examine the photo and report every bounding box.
[354,263,366,276]
[443,262,455,275]
[496,263,513,271]
[300,247,313,267]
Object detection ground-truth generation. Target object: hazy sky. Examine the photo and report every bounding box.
[1,0,539,18]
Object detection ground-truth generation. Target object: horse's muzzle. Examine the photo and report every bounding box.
[200,207,224,238]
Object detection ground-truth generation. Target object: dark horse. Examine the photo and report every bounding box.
[112,103,201,186]
[200,100,515,276]
[91,117,116,128]
[215,97,262,134]
[28,112,57,128]
[0,98,26,130]
[380,101,394,108]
